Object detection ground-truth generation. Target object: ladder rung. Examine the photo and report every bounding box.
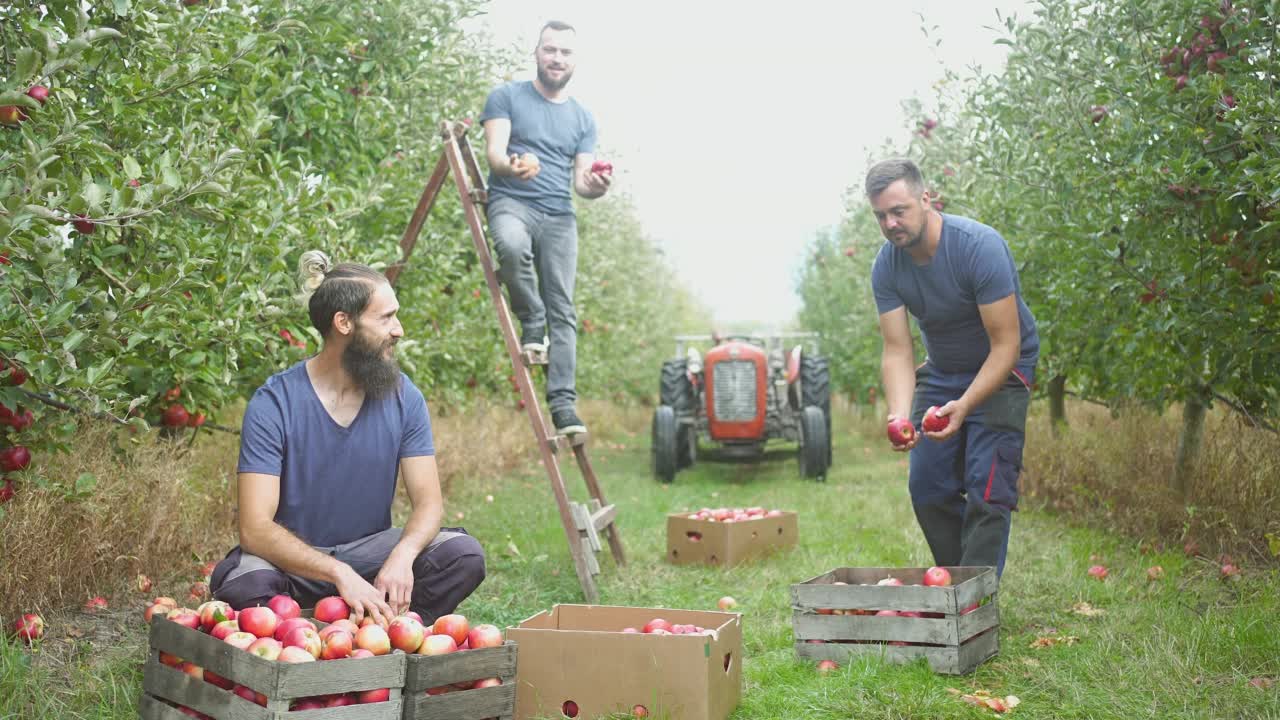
[470,189,488,204]
[590,504,616,532]
[521,349,548,366]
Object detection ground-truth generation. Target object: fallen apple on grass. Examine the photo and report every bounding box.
[13,614,44,644]
[816,659,839,674]
[1087,565,1109,581]
[717,596,737,611]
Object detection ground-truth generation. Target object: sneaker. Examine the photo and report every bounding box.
[520,325,547,354]
[551,407,587,436]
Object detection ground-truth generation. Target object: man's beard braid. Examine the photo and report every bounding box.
[342,325,401,401]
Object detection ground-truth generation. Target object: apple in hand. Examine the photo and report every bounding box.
[922,406,950,433]
[886,418,915,447]
[590,159,613,176]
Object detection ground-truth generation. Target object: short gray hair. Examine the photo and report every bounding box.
[865,158,925,200]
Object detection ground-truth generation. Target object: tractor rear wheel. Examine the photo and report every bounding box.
[800,354,832,469]
[798,405,828,480]
[652,405,679,483]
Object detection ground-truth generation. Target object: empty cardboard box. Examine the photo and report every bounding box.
[506,604,742,720]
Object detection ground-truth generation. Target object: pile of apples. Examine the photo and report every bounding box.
[684,506,786,523]
[810,567,980,646]
[142,593,505,711]
[617,618,717,637]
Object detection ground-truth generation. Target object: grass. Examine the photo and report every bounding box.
[2,402,1278,719]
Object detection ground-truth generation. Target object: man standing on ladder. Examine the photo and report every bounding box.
[480,19,612,437]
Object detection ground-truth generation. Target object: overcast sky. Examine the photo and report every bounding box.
[463,1,1038,330]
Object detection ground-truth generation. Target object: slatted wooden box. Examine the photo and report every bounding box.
[137,616,406,719]
[666,511,798,566]
[401,641,517,720]
[791,566,1000,675]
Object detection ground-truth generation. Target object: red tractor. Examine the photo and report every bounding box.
[651,332,831,482]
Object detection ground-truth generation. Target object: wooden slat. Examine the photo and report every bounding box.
[791,611,958,645]
[794,640,951,667]
[953,628,1000,675]
[143,658,267,720]
[402,683,516,720]
[276,653,406,699]
[404,642,517,691]
[956,600,999,642]
[954,568,1000,610]
[791,581,957,614]
[591,504,616,533]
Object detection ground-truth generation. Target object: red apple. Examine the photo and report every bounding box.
[922,406,950,433]
[267,594,301,621]
[232,684,267,706]
[211,619,240,641]
[279,645,316,663]
[162,404,190,428]
[355,624,391,655]
[13,614,43,643]
[621,627,640,633]
[1221,563,1241,580]
[590,159,613,176]
[416,633,457,656]
[886,418,915,446]
[283,625,322,658]
[84,596,108,612]
[923,566,952,587]
[136,575,154,594]
[472,678,501,689]
[356,687,391,703]
[320,629,354,660]
[198,600,233,631]
[143,603,171,623]
[204,667,234,690]
[1147,566,1165,581]
[224,631,256,651]
[314,596,351,624]
[178,661,204,682]
[0,445,31,472]
[350,648,375,659]
[961,602,980,615]
[404,611,424,624]
[1087,565,1109,581]
[273,616,313,642]
[72,215,95,234]
[291,699,326,711]
[816,659,839,674]
[876,577,904,587]
[247,637,282,660]
[563,700,580,718]
[717,596,737,611]
[0,105,25,126]
[642,618,673,634]
[166,607,201,630]
[431,613,469,645]
[388,616,426,653]
[632,704,649,717]
[237,606,279,639]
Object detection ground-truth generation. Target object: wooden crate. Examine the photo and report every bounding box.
[790,566,1000,675]
[138,617,406,719]
[401,641,517,720]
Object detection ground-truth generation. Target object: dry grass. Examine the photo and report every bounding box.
[0,396,640,622]
[1022,399,1280,564]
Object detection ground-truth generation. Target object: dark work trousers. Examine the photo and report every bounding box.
[908,362,1033,577]
[209,527,485,625]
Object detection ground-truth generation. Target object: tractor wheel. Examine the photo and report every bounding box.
[800,354,832,469]
[652,405,679,483]
[660,359,695,412]
[678,424,697,470]
[798,405,828,480]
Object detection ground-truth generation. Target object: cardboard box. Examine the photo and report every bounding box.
[790,566,1000,675]
[506,604,742,720]
[137,616,406,719]
[666,511,798,565]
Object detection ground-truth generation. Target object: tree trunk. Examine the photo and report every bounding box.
[1048,374,1067,434]
[1171,395,1207,499]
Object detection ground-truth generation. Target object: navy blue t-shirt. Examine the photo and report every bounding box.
[871,214,1039,376]
[237,361,435,547]
[479,81,597,215]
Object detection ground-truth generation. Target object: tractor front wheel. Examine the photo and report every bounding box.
[798,405,829,481]
[652,405,679,483]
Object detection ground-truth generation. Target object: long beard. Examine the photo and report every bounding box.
[342,328,401,401]
[537,65,572,91]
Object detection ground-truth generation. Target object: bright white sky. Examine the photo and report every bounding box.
[463,1,1037,330]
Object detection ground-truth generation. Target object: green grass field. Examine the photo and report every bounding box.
[3,409,1277,719]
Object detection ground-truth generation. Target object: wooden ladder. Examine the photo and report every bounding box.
[385,120,626,603]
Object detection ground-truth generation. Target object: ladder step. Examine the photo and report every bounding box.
[521,349,548,366]
[589,504,616,533]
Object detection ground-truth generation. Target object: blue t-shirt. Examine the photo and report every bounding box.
[237,361,435,547]
[479,81,597,215]
[871,214,1039,376]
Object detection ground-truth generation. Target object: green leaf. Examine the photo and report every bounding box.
[127,333,147,350]
[74,473,98,495]
[112,0,132,16]
[16,48,40,81]
[62,330,88,352]
[0,92,40,110]
[79,28,125,44]
[123,156,142,179]
[87,357,116,385]
[82,183,107,210]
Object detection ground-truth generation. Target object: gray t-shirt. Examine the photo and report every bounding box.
[479,81,597,215]
[237,361,435,547]
[871,214,1039,376]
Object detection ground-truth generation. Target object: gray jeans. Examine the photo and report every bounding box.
[486,194,579,412]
